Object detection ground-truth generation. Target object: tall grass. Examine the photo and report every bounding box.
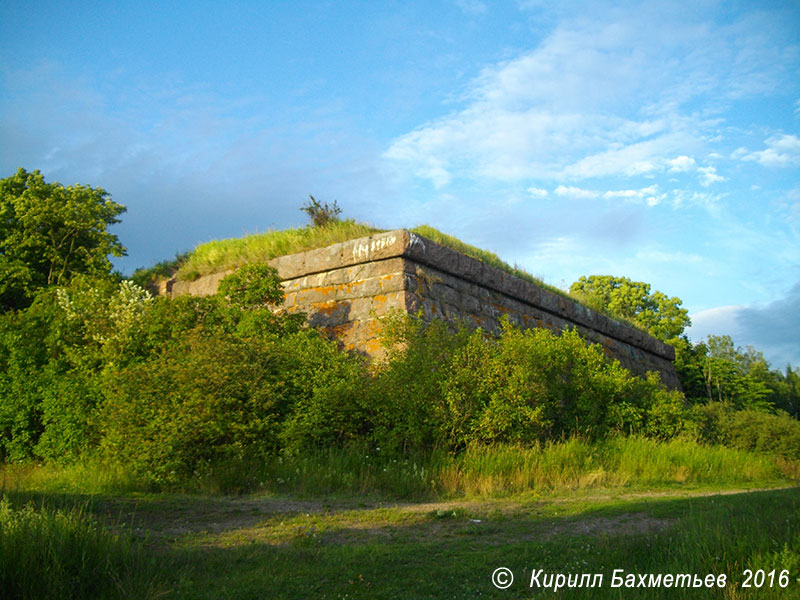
[248,436,792,499]
[0,496,169,600]
[0,460,153,496]
[438,436,790,497]
[176,220,383,280]
[175,221,554,292]
[6,438,791,500]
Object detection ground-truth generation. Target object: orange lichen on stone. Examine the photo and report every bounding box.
[365,320,382,336]
[365,338,383,354]
[314,300,341,315]
[490,302,510,314]
[330,322,354,336]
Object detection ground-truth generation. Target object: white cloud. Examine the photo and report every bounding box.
[383,15,716,185]
[553,184,666,206]
[739,134,800,168]
[384,7,797,188]
[559,139,663,179]
[603,184,665,206]
[671,190,724,211]
[668,155,696,172]
[527,186,549,198]
[688,304,744,341]
[554,185,599,199]
[698,165,725,187]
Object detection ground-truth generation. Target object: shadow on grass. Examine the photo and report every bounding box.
[6,487,792,600]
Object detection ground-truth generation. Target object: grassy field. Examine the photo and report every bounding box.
[2,439,799,599]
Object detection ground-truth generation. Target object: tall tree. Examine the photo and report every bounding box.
[702,335,773,410]
[569,275,691,341]
[0,168,126,311]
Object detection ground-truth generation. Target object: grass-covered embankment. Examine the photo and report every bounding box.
[175,220,383,280]
[171,221,551,289]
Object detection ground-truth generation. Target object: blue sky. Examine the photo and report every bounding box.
[2,0,799,368]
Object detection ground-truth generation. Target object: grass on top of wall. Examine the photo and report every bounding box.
[175,221,552,289]
[168,220,644,331]
[176,220,384,281]
[410,225,573,300]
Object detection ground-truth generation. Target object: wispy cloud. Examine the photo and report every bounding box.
[554,185,599,199]
[670,190,724,212]
[604,185,666,206]
[384,7,796,188]
[553,184,665,205]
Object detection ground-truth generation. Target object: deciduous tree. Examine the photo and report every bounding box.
[0,168,126,311]
[569,275,690,341]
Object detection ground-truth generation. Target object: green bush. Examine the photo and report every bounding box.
[100,326,362,486]
[362,314,687,454]
[724,409,800,458]
[0,289,67,461]
[443,322,687,446]
[368,313,474,454]
[693,402,800,459]
[0,277,155,462]
[100,330,274,485]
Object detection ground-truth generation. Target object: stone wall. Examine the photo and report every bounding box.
[168,229,681,389]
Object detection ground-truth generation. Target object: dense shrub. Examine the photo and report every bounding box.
[3,261,797,484]
[367,314,474,453]
[101,327,366,486]
[0,306,48,461]
[0,276,156,462]
[693,403,800,459]
[277,336,370,453]
[361,314,688,454]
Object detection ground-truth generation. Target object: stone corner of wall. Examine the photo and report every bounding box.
[398,230,674,362]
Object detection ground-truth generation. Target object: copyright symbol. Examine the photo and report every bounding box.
[492,567,514,589]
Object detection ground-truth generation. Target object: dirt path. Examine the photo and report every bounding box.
[94,485,795,549]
